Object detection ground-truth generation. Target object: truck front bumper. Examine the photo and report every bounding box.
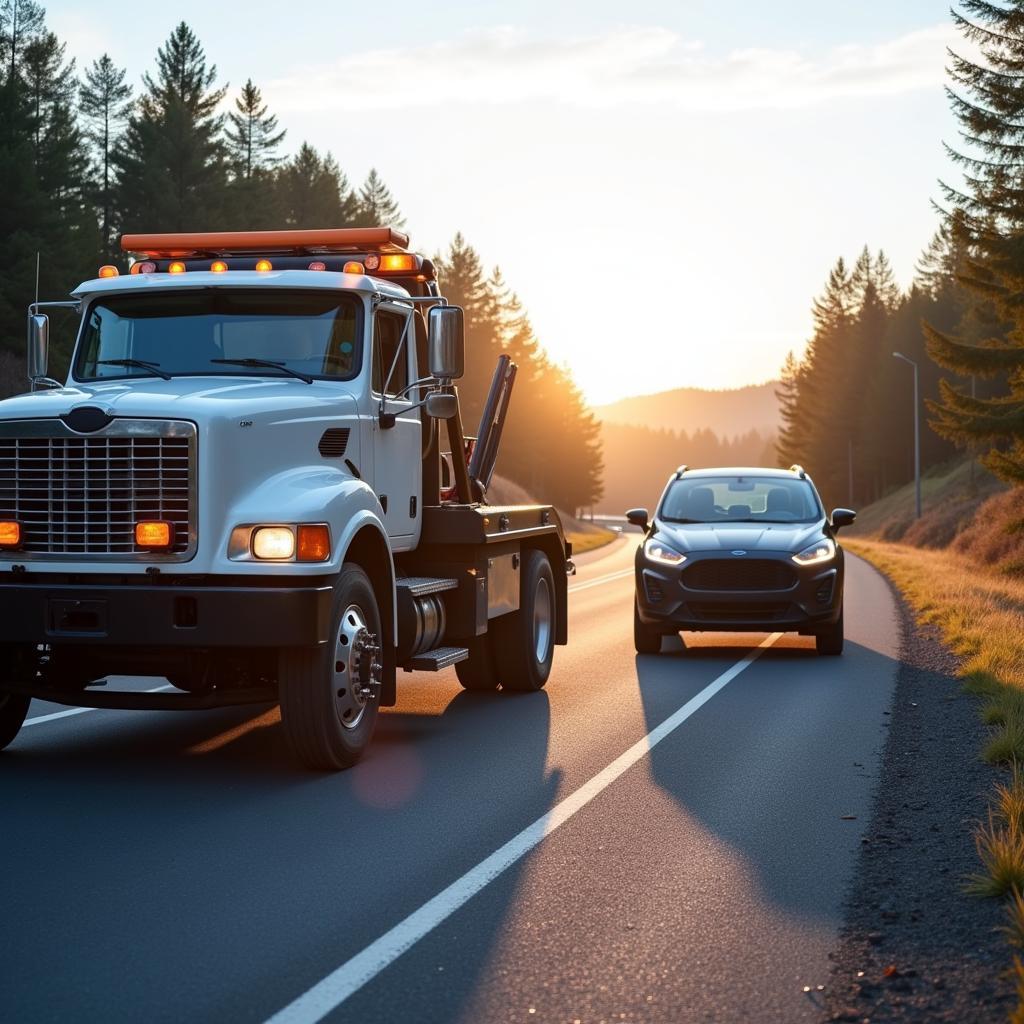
[0,577,334,648]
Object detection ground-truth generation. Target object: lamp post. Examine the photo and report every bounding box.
[893,351,921,519]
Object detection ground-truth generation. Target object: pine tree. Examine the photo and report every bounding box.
[79,54,132,258]
[353,168,404,228]
[274,142,357,227]
[226,78,284,179]
[113,22,228,233]
[0,0,43,85]
[924,1,1024,482]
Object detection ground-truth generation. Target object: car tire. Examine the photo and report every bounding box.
[455,636,500,691]
[816,608,844,656]
[634,601,663,654]
[491,549,556,692]
[279,564,382,770]
[0,691,30,752]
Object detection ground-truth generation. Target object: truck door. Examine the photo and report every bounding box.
[370,303,421,549]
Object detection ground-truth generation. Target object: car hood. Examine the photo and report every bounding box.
[653,519,825,554]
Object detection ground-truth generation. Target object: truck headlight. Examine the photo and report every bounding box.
[643,537,687,566]
[792,538,835,566]
[252,526,295,560]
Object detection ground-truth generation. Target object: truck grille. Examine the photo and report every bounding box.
[682,559,797,592]
[0,418,197,560]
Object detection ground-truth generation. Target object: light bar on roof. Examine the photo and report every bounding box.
[119,227,411,258]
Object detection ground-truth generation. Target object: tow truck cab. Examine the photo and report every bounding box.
[0,228,571,769]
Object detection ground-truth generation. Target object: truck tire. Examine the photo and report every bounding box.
[279,564,382,770]
[634,601,663,655]
[492,549,555,692]
[816,608,844,656]
[0,691,30,751]
[455,636,500,691]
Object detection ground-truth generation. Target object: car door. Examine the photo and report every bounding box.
[370,303,421,548]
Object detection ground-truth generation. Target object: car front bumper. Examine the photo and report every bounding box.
[635,552,843,633]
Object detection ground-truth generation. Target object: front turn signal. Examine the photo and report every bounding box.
[135,520,173,550]
[0,520,22,549]
[297,524,331,562]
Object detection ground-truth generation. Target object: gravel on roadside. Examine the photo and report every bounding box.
[823,587,1015,1023]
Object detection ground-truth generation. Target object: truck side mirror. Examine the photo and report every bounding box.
[427,306,465,381]
[424,392,458,420]
[27,313,49,382]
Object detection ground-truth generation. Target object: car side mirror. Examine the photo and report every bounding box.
[625,507,649,530]
[424,392,458,420]
[27,313,49,382]
[831,508,856,532]
[427,305,465,381]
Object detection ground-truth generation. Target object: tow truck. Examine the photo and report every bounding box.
[0,227,571,769]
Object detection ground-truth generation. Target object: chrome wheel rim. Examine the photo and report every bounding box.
[333,603,378,730]
[533,575,553,663]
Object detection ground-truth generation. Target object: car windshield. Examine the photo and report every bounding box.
[74,289,362,382]
[659,475,822,524]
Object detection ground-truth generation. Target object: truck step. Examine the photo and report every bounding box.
[403,646,469,672]
[396,575,459,597]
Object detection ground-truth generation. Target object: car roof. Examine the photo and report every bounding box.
[677,466,806,479]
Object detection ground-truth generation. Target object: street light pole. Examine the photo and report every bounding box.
[893,351,921,519]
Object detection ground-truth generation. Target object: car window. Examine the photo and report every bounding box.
[372,309,410,398]
[660,476,822,523]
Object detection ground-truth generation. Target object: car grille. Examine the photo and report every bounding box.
[682,558,797,592]
[0,419,196,560]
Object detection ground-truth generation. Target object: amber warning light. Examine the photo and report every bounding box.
[0,521,22,549]
[135,521,174,550]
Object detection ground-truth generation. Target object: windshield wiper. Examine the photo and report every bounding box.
[97,358,172,380]
[210,358,313,384]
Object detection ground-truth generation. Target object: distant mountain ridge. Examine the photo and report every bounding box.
[595,381,781,439]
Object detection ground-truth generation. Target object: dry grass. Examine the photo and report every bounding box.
[566,528,617,555]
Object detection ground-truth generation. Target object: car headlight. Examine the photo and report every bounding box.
[644,537,687,566]
[792,538,836,566]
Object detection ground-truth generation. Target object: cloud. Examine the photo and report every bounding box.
[265,23,959,115]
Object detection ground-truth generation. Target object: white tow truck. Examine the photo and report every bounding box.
[0,228,572,769]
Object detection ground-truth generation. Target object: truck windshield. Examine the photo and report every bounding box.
[74,289,362,382]
[659,476,823,524]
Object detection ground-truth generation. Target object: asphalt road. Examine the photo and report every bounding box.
[1,537,900,1024]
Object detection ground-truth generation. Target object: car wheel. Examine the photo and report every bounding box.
[816,608,844,656]
[279,564,382,770]
[0,691,30,752]
[634,601,663,654]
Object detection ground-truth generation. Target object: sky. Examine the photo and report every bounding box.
[45,0,961,404]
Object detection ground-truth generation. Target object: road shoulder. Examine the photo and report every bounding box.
[824,582,1013,1022]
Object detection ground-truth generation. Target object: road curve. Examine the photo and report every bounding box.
[1,537,900,1023]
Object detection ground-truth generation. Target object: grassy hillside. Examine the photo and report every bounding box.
[595,381,780,438]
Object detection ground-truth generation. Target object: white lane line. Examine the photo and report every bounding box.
[568,567,633,593]
[265,631,784,1024]
[23,684,175,727]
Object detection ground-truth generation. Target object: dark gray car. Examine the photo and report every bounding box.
[628,466,855,656]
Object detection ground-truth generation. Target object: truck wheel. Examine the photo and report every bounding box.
[455,637,500,691]
[0,691,30,751]
[634,601,663,655]
[279,564,382,770]
[492,549,555,692]
[816,608,844,656]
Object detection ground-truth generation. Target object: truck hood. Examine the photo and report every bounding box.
[0,376,358,425]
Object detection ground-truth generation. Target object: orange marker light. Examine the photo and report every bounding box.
[168,261,186,274]
[131,261,156,275]
[297,524,331,562]
[135,521,173,549]
[342,261,365,275]
[98,265,119,278]
[255,259,273,272]
[0,521,21,549]
[379,253,418,273]
[308,261,326,271]
[210,259,228,273]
